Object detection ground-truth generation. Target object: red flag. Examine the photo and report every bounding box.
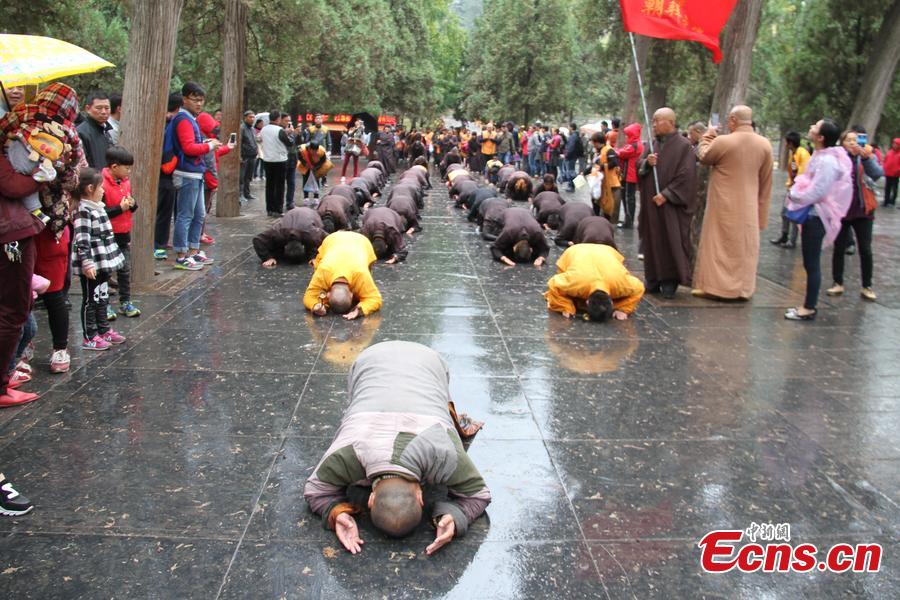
[619,0,738,63]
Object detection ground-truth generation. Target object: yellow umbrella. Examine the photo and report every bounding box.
[0,34,114,88]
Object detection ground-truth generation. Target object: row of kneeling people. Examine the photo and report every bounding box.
[250,161,431,320]
[445,164,646,323]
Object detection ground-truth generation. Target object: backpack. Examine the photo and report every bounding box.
[161,120,178,175]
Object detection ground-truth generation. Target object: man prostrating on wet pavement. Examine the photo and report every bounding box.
[304,341,490,555]
[302,230,382,320]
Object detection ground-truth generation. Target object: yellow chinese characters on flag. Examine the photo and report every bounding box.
[642,0,690,29]
[622,0,738,63]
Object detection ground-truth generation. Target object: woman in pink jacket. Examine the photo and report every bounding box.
[783,119,852,321]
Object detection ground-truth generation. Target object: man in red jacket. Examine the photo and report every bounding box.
[884,138,900,208]
[167,82,221,271]
[615,123,644,229]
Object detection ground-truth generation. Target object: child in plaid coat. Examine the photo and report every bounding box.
[71,168,126,351]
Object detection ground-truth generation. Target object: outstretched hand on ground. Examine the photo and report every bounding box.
[425,514,455,556]
[335,512,364,554]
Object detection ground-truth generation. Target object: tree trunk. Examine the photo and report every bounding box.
[710,0,764,121]
[646,39,675,115]
[847,0,900,138]
[217,0,248,218]
[119,0,184,287]
[620,34,651,146]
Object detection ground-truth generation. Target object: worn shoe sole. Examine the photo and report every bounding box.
[0,505,34,516]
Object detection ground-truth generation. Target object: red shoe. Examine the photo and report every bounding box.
[200,234,215,245]
[0,388,39,407]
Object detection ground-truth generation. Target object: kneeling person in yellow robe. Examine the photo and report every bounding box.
[544,244,645,322]
[303,231,382,320]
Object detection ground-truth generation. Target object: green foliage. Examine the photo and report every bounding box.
[760,0,899,141]
[460,0,578,123]
[5,0,896,139]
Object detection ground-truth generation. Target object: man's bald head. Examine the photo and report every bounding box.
[729,105,753,132]
[652,108,677,136]
[328,281,353,314]
[369,477,423,538]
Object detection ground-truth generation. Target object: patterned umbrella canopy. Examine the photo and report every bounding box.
[0,34,114,87]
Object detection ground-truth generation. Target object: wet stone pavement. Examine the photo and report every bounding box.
[2,165,900,599]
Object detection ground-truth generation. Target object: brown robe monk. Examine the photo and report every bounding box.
[532,191,565,228]
[694,125,773,298]
[554,202,593,247]
[386,193,421,232]
[638,132,697,290]
[317,194,358,232]
[490,207,550,263]
[573,216,617,250]
[361,206,408,262]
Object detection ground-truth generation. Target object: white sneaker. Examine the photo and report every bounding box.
[192,251,215,265]
[50,349,71,373]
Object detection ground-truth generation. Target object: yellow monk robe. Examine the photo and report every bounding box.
[302,231,382,315]
[544,244,645,315]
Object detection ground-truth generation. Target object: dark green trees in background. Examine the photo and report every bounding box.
[2,0,898,140]
[459,0,578,124]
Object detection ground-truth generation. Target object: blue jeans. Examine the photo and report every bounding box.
[8,312,36,375]
[801,216,826,310]
[560,159,576,184]
[499,151,512,165]
[173,175,205,253]
[528,151,540,176]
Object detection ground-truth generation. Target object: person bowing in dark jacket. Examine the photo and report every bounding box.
[360,207,408,264]
[490,207,550,267]
[253,206,326,268]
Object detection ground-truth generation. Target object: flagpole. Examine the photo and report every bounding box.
[629,32,660,195]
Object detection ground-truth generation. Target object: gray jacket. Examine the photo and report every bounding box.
[303,341,491,536]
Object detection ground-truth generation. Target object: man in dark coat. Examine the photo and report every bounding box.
[374,126,397,174]
[490,207,550,266]
[329,184,356,205]
[532,191,565,229]
[453,179,479,208]
[554,202,593,247]
[390,181,426,210]
[357,168,382,196]
[361,207,408,264]
[349,178,374,207]
[477,197,508,240]
[638,107,698,299]
[76,91,112,169]
[573,216,617,249]
[253,207,326,267]
[318,194,358,232]
[386,193,421,234]
[496,165,516,193]
[505,171,533,202]
[467,188,499,222]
